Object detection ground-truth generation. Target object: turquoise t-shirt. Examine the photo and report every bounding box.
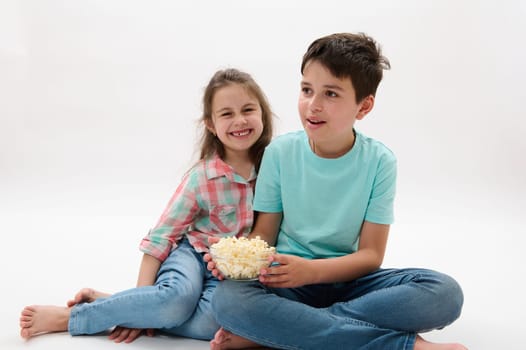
[253,130,397,259]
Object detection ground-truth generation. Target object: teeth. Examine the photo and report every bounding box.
[232,130,250,136]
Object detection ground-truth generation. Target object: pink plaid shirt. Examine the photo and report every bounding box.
[139,154,256,262]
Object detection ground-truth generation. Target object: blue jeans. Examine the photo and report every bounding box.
[69,239,219,340]
[212,268,463,349]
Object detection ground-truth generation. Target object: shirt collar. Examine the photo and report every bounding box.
[204,154,256,184]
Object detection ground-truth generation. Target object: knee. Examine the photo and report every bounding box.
[157,284,200,321]
[427,271,464,323]
[441,273,464,318]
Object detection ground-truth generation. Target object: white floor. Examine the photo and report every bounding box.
[2,1,525,349]
[1,180,524,350]
[2,333,209,350]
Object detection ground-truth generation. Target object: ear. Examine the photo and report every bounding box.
[356,95,375,121]
[205,119,216,136]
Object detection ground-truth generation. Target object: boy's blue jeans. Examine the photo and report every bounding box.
[68,239,219,340]
[212,268,463,349]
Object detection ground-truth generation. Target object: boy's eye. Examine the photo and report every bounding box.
[301,87,312,94]
[326,90,338,97]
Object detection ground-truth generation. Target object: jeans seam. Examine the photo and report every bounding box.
[404,333,416,350]
[68,306,78,335]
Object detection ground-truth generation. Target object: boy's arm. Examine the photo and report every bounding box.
[315,221,388,283]
[309,221,389,284]
[249,211,282,246]
[260,221,388,287]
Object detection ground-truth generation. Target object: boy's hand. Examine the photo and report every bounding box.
[205,237,225,280]
[258,254,311,288]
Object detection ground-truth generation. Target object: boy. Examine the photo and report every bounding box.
[208,33,466,350]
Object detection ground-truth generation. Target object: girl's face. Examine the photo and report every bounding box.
[208,84,264,162]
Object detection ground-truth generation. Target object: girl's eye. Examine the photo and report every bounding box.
[220,112,232,117]
[243,108,255,113]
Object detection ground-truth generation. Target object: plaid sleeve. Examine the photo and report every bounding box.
[139,168,200,262]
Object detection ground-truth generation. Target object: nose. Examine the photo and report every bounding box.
[309,94,323,113]
[233,113,248,125]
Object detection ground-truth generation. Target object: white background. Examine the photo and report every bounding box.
[1,1,525,349]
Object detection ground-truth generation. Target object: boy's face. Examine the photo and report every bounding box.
[298,60,373,157]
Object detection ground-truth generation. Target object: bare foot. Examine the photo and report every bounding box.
[66,288,111,307]
[210,328,266,350]
[19,305,71,339]
[414,335,467,350]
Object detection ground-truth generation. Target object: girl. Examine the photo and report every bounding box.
[19,68,274,343]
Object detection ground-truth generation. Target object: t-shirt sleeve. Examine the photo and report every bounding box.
[253,144,283,213]
[364,152,397,224]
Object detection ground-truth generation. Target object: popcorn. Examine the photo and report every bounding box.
[210,236,275,280]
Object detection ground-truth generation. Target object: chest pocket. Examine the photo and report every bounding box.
[210,204,238,233]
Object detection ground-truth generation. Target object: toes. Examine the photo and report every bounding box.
[20,308,34,325]
[20,327,32,339]
[20,319,32,327]
[21,306,35,316]
[20,314,32,322]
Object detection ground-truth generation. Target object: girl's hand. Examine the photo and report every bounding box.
[205,237,225,280]
[108,326,154,343]
[258,254,312,288]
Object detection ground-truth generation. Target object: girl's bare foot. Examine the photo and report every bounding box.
[19,305,71,339]
[414,335,467,350]
[66,288,111,307]
[210,328,265,350]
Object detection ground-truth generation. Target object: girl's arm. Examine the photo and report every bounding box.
[136,253,162,287]
[140,169,200,262]
[248,212,283,246]
[260,221,389,287]
[106,253,161,343]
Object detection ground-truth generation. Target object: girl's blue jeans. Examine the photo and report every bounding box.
[68,239,219,340]
[212,268,463,349]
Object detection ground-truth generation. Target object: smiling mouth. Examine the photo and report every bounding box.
[307,118,325,125]
[230,129,252,137]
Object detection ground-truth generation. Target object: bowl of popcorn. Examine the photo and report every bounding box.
[209,236,275,281]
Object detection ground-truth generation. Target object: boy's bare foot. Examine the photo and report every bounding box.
[66,288,111,307]
[414,335,467,350]
[19,305,71,339]
[209,331,467,350]
[210,328,265,350]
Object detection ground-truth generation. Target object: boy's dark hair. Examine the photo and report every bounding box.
[301,32,391,102]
